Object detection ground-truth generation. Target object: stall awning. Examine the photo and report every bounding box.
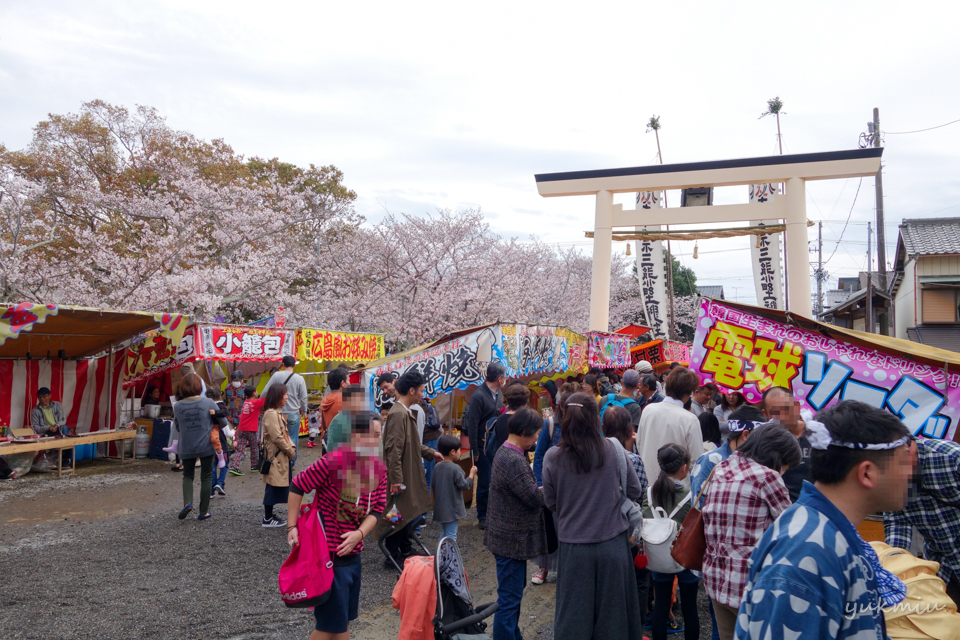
[614,324,652,339]
[0,303,186,359]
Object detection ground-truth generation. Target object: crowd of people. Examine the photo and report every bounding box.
[162,356,960,640]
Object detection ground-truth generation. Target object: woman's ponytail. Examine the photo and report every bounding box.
[650,444,690,510]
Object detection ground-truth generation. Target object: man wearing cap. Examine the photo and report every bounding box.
[617,369,644,427]
[690,405,766,507]
[736,400,916,640]
[30,388,72,466]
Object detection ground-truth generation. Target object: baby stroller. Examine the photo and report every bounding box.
[433,536,498,639]
[378,512,432,574]
[392,535,498,640]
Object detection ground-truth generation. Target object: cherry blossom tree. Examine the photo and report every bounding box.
[1,101,358,322]
[3,100,703,349]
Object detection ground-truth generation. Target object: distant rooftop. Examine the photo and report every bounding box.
[697,285,725,300]
[900,217,960,257]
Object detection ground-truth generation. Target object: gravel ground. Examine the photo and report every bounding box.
[0,456,714,640]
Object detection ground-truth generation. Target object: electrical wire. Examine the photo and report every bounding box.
[823,178,862,266]
[884,117,960,135]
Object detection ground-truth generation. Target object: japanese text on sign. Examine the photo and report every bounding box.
[200,325,293,360]
[692,299,957,440]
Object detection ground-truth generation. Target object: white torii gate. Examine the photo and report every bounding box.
[535,148,883,331]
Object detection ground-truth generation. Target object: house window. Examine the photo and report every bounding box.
[922,289,960,323]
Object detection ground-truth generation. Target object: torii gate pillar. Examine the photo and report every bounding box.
[535,149,883,331]
[590,190,614,331]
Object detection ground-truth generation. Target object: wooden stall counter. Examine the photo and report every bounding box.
[0,429,137,478]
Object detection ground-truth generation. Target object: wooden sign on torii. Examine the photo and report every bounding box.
[534,148,883,331]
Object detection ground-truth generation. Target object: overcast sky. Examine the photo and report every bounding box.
[2,1,959,305]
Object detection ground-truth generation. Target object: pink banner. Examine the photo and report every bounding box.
[691,298,957,441]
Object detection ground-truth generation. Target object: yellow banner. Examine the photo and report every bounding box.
[296,329,384,363]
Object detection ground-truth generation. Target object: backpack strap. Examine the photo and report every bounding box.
[668,491,692,520]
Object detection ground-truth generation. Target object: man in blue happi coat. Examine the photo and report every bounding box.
[736,400,916,640]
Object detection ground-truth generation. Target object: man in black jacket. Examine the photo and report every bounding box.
[462,362,505,529]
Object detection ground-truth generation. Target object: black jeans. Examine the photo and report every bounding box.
[634,560,650,621]
[475,451,491,522]
[652,575,699,640]
[182,455,214,515]
[384,519,416,560]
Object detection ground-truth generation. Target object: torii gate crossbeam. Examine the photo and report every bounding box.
[535,148,883,331]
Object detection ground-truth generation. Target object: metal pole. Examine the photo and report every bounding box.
[654,129,676,339]
[666,240,676,340]
[817,221,823,319]
[873,107,889,335]
[866,222,873,333]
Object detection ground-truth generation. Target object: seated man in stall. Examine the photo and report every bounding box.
[29,387,73,465]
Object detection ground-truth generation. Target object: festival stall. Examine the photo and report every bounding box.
[293,328,385,435]
[0,303,186,477]
[361,322,589,422]
[123,322,295,450]
[630,339,692,372]
[691,296,960,543]
[124,322,295,393]
[691,297,960,442]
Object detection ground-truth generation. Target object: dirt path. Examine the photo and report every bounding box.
[0,449,558,640]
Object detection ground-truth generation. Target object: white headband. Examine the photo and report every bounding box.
[727,419,763,434]
[802,410,912,451]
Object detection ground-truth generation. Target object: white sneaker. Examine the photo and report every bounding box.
[262,517,285,528]
[531,566,547,585]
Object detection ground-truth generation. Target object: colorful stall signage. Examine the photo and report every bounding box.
[691,298,959,440]
[296,329,384,364]
[363,323,588,406]
[0,303,59,346]
[199,324,294,361]
[631,339,692,369]
[124,327,193,386]
[665,341,691,363]
[586,331,632,368]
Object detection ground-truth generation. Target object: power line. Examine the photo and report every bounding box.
[885,117,960,135]
[823,178,863,266]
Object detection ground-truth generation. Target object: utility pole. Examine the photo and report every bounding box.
[866,221,873,334]
[647,115,676,340]
[871,108,889,335]
[816,221,823,319]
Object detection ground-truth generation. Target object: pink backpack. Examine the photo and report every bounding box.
[278,499,334,608]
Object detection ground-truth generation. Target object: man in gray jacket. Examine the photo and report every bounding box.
[30,387,68,435]
[30,387,72,466]
[262,355,309,466]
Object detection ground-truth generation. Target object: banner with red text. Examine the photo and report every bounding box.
[199,325,294,361]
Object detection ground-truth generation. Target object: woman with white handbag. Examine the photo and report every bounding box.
[640,444,699,640]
